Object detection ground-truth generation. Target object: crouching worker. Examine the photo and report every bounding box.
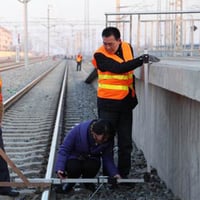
[55,119,121,193]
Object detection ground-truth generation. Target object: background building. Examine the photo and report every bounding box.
[0,26,12,51]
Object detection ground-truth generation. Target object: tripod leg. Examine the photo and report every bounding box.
[88,183,104,200]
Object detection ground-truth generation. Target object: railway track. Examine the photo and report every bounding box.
[0,57,50,72]
[1,59,67,199]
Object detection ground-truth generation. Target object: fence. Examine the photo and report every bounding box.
[105,11,200,57]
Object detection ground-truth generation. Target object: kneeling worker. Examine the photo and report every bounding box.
[55,119,121,193]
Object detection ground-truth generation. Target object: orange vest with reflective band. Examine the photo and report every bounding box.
[92,42,135,100]
[76,55,82,62]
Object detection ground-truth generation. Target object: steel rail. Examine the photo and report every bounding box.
[41,64,68,200]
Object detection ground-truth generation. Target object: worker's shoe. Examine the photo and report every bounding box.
[0,189,20,197]
[84,183,96,192]
[62,183,74,193]
[55,183,74,194]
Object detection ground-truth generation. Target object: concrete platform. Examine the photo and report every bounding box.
[135,56,200,102]
[133,56,200,200]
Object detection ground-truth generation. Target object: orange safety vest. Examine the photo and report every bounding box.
[92,42,135,100]
[76,55,82,62]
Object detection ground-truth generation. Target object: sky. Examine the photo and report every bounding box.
[0,0,116,22]
[0,0,199,22]
[0,0,119,55]
[0,0,199,55]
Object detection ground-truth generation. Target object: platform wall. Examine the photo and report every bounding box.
[133,61,200,200]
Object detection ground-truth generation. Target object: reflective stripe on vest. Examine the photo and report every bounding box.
[98,73,132,80]
[93,42,135,100]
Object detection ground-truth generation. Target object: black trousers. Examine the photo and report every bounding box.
[0,128,11,192]
[76,62,82,71]
[98,109,133,177]
[64,158,100,188]
[66,158,101,178]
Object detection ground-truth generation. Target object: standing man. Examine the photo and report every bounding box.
[76,53,83,71]
[0,77,19,197]
[92,26,145,178]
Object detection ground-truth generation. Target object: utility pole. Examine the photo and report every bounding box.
[175,0,183,54]
[116,0,120,29]
[84,0,89,56]
[157,0,161,50]
[15,25,20,63]
[16,33,20,63]
[47,5,50,57]
[41,5,54,57]
[17,0,31,68]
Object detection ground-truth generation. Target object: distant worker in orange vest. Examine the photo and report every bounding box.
[0,77,19,197]
[76,53,83,71]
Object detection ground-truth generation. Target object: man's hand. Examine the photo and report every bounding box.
[57,170,67,179]
[149,55,160,63]
[140,54,160,63]
[113,174,121,179]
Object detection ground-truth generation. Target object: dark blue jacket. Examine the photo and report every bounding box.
[55,120,119,177]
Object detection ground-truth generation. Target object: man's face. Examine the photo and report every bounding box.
[92,132,109,144]
[103,35,121,54]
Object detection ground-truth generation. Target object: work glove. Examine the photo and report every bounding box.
[149,55,160,63]
[140,54,160,63]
